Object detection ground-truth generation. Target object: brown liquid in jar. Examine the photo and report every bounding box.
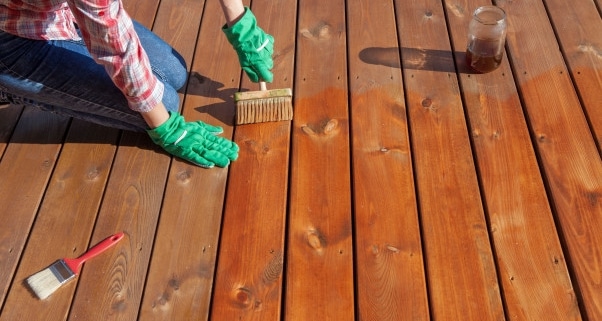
[466,37,503,73]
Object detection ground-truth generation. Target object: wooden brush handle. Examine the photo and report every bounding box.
[64,232,125,273]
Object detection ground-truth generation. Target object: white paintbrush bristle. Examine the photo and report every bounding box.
[26,260,75,300]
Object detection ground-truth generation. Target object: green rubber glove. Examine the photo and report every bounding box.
[147,112,239,168]
[222,7,274,83]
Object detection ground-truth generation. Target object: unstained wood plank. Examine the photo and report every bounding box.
[0,109,69,306]
[347,0,429,320]
[66,133,169,321]
[495,0,602,318]
[138,0,241,319]
[65,0,175,319]
[445,0,583,319]
[0,121,118,321]
[123,0,160,27]
[542,0,602,150]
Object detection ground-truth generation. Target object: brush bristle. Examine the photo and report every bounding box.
[26,260,75,300]
[236,96,293,125]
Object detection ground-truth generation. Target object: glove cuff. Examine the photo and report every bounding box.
[147,111,181,144]
[222,7,256,47]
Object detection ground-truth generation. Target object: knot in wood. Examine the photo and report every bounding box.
[301,119,340,138]
[86,168,100,180]
[306,229,326,252]
[176,169,192,184]
[234,287,254,308]
[168,278,180,290]
[323,119,338,135]
[300,21,332,41]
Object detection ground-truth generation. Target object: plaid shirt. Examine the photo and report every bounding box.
[0,0,163,112]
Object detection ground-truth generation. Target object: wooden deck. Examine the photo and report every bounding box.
[1,0,601,319]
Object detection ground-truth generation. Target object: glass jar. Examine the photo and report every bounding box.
[466,6,507,73]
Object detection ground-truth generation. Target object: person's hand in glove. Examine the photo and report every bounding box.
[222,7,274,83]
[147,112,239,168]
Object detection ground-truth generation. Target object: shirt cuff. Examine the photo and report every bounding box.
[126,78,165,113]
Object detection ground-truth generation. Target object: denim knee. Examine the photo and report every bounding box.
[162,84,180,113]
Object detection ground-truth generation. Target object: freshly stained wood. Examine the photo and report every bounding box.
[497,0,602,319]
[394,0,504,319]
[347,0,429,320]
[209,0,296,319]
[445,0,582,319]
[286,0,354,319]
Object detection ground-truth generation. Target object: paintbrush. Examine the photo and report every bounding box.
[234,81,293,125]
[26,232,125,300]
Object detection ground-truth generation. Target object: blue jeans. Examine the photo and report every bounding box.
[0,21,187,132]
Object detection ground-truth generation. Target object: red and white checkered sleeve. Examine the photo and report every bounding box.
[66,0,164,112]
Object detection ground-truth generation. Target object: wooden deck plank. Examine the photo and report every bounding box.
[138,0,240,318]
[65,133,169,321]
[208,0,296,319]
[347,1,429,320]
[0,121,118,321]
[543,0,602,150]
[1,0,601,320]
[496,0,602,318]
[64,0,172,319]
[122,0,159,27]
[0,109,69,306]
[285,0,354,319]
[394,0,504,319]
[444,1,583,319]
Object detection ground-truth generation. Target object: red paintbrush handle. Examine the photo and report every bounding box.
[64,232,125,274]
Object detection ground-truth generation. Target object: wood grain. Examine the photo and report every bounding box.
[138,0,240,319]
[66,1,170,320]
[122,0,160,27]
[495,0,602,318]
[285,0,355,319]
[0,109,69,305]
[394,0,504,319]
[0,121,118,321]
[209,0,296,319]
[347,0,429,320]
[542,0,602,150]
[1,0,601,319]
[445,0,583,319]
[66,133,169,321]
